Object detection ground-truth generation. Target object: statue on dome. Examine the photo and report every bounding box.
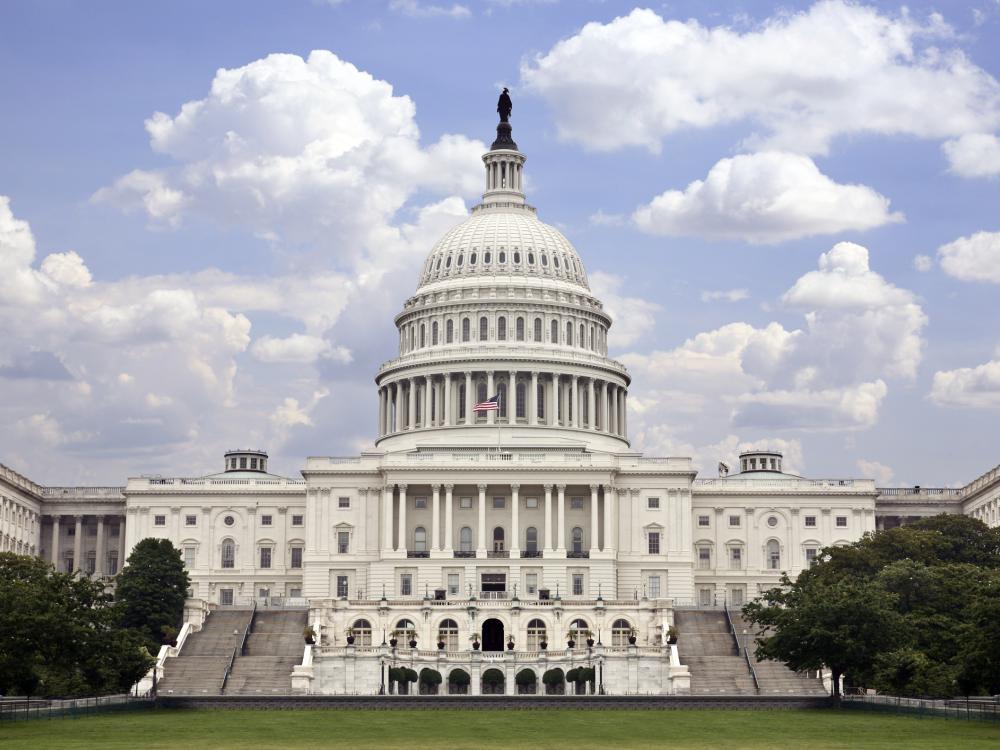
[497,87,512,123]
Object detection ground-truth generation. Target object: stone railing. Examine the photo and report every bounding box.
[0,463,44,497]
[128,477,306,490]
[41,486,125,498]
[377,345,629,376]
[694,477,877,493]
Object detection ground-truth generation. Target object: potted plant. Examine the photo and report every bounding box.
[566,631,576,649]
[409,635,418,649]
[438,638,446,650]
[470,633,481,650]
[667,625,679,645]
[303,625,316,645]
[345,627,356,645]
[628,626,638,645]
[389,629,400,648]
[539,639,548,650]
[506,637,515,651]
[584,629,595,648]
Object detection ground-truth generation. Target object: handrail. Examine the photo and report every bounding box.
[222,602,256,693]
[221,646,238,693]
[239,601,257,656]
[725,602,759,693]
[743,646,760,692]
[722,602,740,654]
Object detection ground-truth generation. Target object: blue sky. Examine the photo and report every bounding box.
[1,0,999,486]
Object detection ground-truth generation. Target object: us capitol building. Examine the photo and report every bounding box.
[2,107,998,697]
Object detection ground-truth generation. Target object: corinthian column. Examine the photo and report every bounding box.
[510,484,520,556]
[444,484,454,553]
[589,485,599,554]
[556,485,566,554]
[431,484,441,551]
[543,485,554,552]
[397,484,408,553]
[477,484,487,556]
[529,371,539,426]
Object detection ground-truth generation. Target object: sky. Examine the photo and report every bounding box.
[1,0,999,487]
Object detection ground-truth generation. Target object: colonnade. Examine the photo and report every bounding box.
[377,371,627,439]
[44,514,125,576]
[485,154,523,193]
[0,496,38,555]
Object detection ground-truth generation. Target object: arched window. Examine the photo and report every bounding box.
[566,321,573,346]
[477,381,487,405]
[409,326,415,350]
[568,619,589,645]
[497,316,506,341]
[459,384,466,420]
[590,325,595,350]
[571,527,584,553]
[462,318,470,342]
[551,319,558,343]
[579,323,585,348]
[534,318,542,341]
[611,618,632,647]
[493,526,505,552]
[767,539,781,570]
[420,324,426,348]
[516,317,524,341]
[221,539,235,569]
[479,316,488,341]
[498,382,508,418]
[499,251,506,263]
[432,321,438,345]
[516,382,526,419]
[459,526,473,552]
[414,526,427,553]
[395,619,416,642]
[527,618,547,649]
[484,251,491,264]
[541,253,548,267]
[438,618,459,650]
[353,618,373,646]
[537,381,545,419]
[446,319,454,343]
[525,526,538,553]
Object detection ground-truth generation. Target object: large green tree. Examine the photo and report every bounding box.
[115,538,190,655]
[0,552,152,696]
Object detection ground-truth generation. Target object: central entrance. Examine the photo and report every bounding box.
[482,617,505,652]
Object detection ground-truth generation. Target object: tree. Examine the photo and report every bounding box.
[115,538,190,655]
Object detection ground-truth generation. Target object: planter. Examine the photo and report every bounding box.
[346,635,355,645]
[539,641,548,650]
[409,639,418,649]
[628,636,637,645]
[438,641,446,650]
[566,640,576,649]
[586,638,595,648]
[668,636,678,645]
[507,641,515,651]
[389,638,398,648]
[472,641,481,651]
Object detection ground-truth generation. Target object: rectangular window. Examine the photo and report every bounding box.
[290,547,303,569]
[414,497,427,509]
[836,516,847,527]
[572,573,584,596]
[67,527,75,537]
[648,532,660,555]
[260,515,272,526]
[570,498,584,510]
[400,573,413,597]
[460,497,472,510]
[107,553,118,575]
[220,588,234,606]
[185,515,197,526]
[259,547,272,569]
[729,515,741,527]
[698,515,710,527]
[804,515,817,527]
[85,553,96,574]
[699,588,713,607]
[292,514,304,526]
[289,587,301,599]
[730,588,744,607]
[183,546,195,568]
[526,573,538,595]
[338,531,350,554]
[258,588,269,599]
[447,573,460,595]
[647,497,660,509]
[525,497,538,509]
[338,496,351,509]
[730,547,743,570]
[698,547,711,569]
[336,575,349,598]
[806,548,819,567]
[492,496,505,509]
[648,575,661,598]
[154,515,166,527]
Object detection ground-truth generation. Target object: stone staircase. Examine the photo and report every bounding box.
[674,610,757,695]
[156,609,253,695]
[733,615,828,696]
[223,609,308,695]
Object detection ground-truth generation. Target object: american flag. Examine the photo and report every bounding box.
[473,393,501,412]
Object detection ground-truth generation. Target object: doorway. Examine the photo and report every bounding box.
[482,617,505,652]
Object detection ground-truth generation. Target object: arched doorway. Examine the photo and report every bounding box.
[482,617,505,652]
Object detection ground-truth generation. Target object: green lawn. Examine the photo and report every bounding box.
[1,709,997,749]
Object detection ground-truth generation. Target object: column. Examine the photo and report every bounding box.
[424,376,433,427]
[486,371,495,425]
[603,485,615,553]
[408,378,416,430]
[95,516,105,577]
[378,387,385,436]
[393,383,402,432]
[50,515,60,566]
[589,485,599,554]
[556,485,566,553]
[397,485,408,553]
[610,387,618,435]
[444,374,452,426]
[543,485,554,552]
[383,486,394,551]
[477,484,487,555]
[571,375,580,428]
[510,484,520,556]
[620,390,628,438]
[746,508,757,574]
[444,485,454,552]
[509,370,517,423]
[605,383,613,433]
[73,515,83,572]
[431,484,441,551]
[529,371,538,426]
[547,375,557,427]
[587,379,596,430]
[464,371,473,424]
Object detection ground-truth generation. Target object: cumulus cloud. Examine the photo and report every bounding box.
[251,334,352,364]
[857,458,894,485]
[521,2,1000,155]
[937,230,1000,283]
[389,0,471,19]
[943,133,1000,177]
[930,357,1000,408]
[588,271,660,348]
[913,254,933,272]
[632,152,902,244]
[701,289,749,303]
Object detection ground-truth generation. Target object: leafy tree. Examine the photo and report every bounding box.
[115,538,190,655]
[0,552,152,697]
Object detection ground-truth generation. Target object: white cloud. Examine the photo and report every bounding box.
[271,388,330,432]
[913,254,933,272]
[40,251,92,288]
[943,133,1000,177]
[930,357,1000,408]
[588,271,660,348]
[521,2,1000,155]
[251,334,351,364]
[857,458,894,485]
[632,152,902,244]
[701,289,749,303]
[389,0,471,19]
[937,230,1000,283]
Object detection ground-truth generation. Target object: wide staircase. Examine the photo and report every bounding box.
[224,609,308,695]
[156,609,253,695]
[733,614,827,696]
[675,610,757,695]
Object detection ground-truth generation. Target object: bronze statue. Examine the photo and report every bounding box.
[497,87,512,123]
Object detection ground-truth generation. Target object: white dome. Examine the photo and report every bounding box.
[417,206,590,291]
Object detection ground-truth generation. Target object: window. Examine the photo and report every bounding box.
[459,526,473,552]
[525,573,538,595]
[516,382,526,418]
[566,321,573,345]
[648,531,660,554]
[525,497,538,509]
[479,316,488,340]
[339,497,351,509]
[536,382,545,419]
[730,546,743,570]
[699,588,714,607]
[221,540,235,569]
[414,497,427,509]
[498,382,508,418]
[767,515,778,527]
[336,575,349,598]
[67,526,75,537]
[438,618,459,650]
[290,547,303,569]
[534,318,542,341]
[353,619,372,646]
[260,514,272,526]
[223,515,235,527]
[492,526,505,552]
[767,540,781,570]
[516,317,525,341]
[250,458,258,470]
[526,526,538,553]
[259,547,272,569]
[446,319,454,343]
[579,323,585,348]
[414,527,427,552]
[572,573,584,596]
[571,527,584,553]
[432,321,438,345]
[185,515,197,526]
[729,588,744,607]
[836,516,848,527]
[86,552,96,574]
[220,588,234,606]
[183,546,195,568]
[698,515,710,527]
[648,576,661,598]
[647,497,660,510]
[550,319,558,343]
[567,498,583,511]
[338,531,350,554]
[459,384,466,419]
[400,574,413,597]
[460,497,472,510]
[462,318,470,342]
[447,573,460,595]
[804,515,816,528]
[289,587,301,599]
[492,496,505,509]
[527,618,546,648]
[612,619,632,647]
[805,547,819,567]
[497,316,506,340]
[154,515,166,527]
[698,546,711,569]
[729,515,741,527]
[107,552,118,575]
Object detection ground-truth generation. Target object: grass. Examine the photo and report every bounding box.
[1,708,998,750]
